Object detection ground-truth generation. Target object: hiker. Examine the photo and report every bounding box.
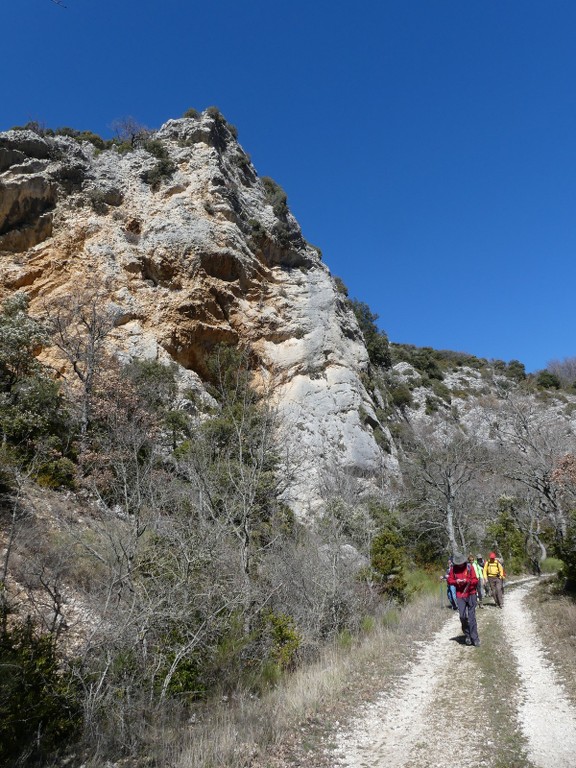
[477,553,489,596]
[468,553,485,608]
[440,558,458,610]
[483,552,505,608]
[448,553,480,646]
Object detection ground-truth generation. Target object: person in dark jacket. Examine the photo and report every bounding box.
[448,552,480,646]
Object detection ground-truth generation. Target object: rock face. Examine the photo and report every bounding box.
[0,131,57,252]
[0,113,397,515]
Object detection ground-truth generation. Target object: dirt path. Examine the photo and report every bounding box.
[331,578,576,768]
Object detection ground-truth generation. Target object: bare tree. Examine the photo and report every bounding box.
[43,290,116,440]
[110,116,150,148]
[399,420,494,555]
[176,346,282,581]
[547,356,576,388]
[489,389,574,540]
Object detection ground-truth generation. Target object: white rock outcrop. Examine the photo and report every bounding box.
[0,112,397,515]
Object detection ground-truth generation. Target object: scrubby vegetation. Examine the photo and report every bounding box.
[140,137,176,188]
[349,299,391,369]
[10,120,140,153]
[0,294,413,766]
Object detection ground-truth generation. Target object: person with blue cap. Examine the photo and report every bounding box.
[441,556,458,610]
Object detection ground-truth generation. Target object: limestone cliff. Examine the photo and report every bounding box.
[0,112,397,514]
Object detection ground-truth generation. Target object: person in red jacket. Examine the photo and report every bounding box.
[448,552,480,646]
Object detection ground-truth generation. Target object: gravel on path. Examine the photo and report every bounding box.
[332,578,576,768]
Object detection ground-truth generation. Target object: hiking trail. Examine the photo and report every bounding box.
[331,577,576,768]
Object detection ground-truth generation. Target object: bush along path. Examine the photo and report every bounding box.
[331,577,576,768]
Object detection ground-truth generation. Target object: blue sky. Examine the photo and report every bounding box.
[3,1,576,372]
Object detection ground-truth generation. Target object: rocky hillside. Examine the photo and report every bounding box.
[0,111,398,515]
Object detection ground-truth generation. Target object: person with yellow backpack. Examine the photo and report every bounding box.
[483,552,505,608]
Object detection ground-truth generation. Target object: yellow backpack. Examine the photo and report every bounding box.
[486,560,503,578]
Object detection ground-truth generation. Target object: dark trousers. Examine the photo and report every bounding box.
[488,577,503,607]
[456,593,479,644]
[477,579,484,603]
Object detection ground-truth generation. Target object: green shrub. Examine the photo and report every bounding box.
[349,299,391,369]
[404,566,439,595]
[337,628,353,649]
[110,139,134,154]
[265,611,300,670]
[381,608,400,627]
[272,220,293,246]
[430,379,451,403]
[142,138,169,159]
[205,105,224,120]
[541,557,563,574]
[158,641,207,700]
[536,370,561,389]
[390,344,446,380]
[259,660,282,689]
[0,618,81,766]
[486,498,528,573]
[55,126,106,149]
[262,176,289,218]
[558,511,576,589]
[333,276,349,296]
[11,121,53,136]
[0,293,74,472]
[35,455,76,489]
[360,615,376,634]
[506,359,526,381]
[373,424,391,452]
[390,384,413,410]
[370,526,408,602]
[233,150,252,172]
[183,107,200,119]
[141,157,176,188]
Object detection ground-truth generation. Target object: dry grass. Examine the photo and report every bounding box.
[168,591,450,768]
